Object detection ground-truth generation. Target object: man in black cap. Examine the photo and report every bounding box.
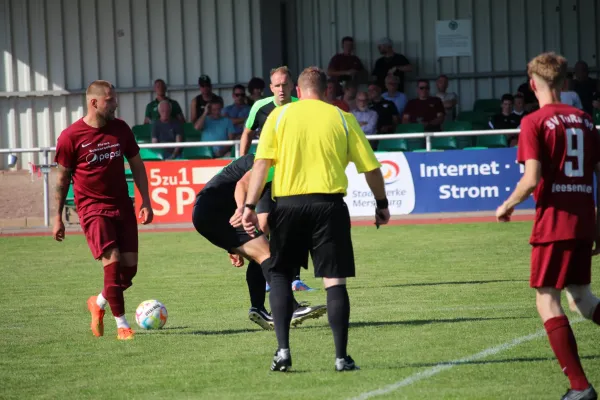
[371,37,412,92]
[190,75,223,124]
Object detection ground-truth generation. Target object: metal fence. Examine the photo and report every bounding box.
[0,126,597,228]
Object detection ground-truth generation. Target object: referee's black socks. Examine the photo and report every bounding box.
[326,284,350,359]
[260,258,301,312]
[246,260,266,310]
[269,271,294,349]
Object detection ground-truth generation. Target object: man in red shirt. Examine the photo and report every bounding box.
[325,78,350,112]
[327,36,366,86]
[53,80,153,341]
[497,52,599,400]
[402,79,445,132]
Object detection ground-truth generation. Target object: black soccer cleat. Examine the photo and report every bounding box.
[561,385,597,400]
[248,307,274,331]
[270,348,292,372]
[335,355,360,372]
[290,304,327,327]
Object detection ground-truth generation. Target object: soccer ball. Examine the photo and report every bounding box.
[135,300,168,330]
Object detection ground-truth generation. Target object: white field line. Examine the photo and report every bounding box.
[348,317,585,400]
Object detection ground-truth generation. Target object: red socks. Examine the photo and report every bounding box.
[593,304,600,326]
[120,265,137,291]
[102,262,125,317]
[100,263,136,317]
[544,316,589,391]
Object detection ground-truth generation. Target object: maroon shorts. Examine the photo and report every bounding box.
[80,208,138,260]
[530,240,592,289]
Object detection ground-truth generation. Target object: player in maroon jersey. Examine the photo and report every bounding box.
[53,80,153,341]
[497,53,599,400]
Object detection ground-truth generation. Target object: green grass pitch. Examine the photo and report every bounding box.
[0,222,598,399]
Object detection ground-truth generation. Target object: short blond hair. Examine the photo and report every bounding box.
[270,66,291,78]
[297,66,327,93]
[86,80,114,97]
[527,52,568,90]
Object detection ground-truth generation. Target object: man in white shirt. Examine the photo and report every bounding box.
[561,73,583,109]
[351,91,379,149]
[435,75,458,122]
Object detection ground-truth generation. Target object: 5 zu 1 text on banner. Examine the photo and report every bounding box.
[134,159,231,224]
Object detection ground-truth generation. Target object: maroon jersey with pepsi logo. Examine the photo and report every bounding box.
[54,118,140,215]
[517,103,600,244]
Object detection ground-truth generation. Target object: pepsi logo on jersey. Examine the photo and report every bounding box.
[85,146,122,165]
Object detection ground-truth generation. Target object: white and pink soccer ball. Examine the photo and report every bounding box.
[135,300,168,330]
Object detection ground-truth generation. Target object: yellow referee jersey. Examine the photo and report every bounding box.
[254,99,381,197]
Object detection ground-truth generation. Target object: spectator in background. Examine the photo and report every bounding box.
[190,75,223,124]
[247,77,266,107]
[435,75,458,122]
[489,94,521,147]
[222,84,251,139]
[351,91,378,141]
[325,78,350,111]
[144,79,185,124]
[573,61,600,114]
[371,37,412,92]
[194,98,235,158]
[592,92,600,126]
[151,100,184,160]
[512,93,528,120]
[382,75,407,117]
[560,73,583,109]
[327,36,366,86]
[517,75,539,112]
[342,81,358,111]
[368,83,400,134]
[402,79,445,132]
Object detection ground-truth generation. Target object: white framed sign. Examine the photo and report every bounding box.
[435,19,473,58]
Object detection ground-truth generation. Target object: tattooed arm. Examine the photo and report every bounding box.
[53,164,72,241]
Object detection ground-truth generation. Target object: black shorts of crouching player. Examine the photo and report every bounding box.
[191,154,270,252]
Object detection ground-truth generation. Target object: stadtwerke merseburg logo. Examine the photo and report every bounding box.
[380,160,401,185]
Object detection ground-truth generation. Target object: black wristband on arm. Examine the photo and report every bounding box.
[376,198,389,209]
[245,204,256,210]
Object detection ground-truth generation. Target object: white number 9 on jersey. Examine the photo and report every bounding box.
[565,128,584,177]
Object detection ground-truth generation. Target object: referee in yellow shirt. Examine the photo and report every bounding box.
[242,66,390,372]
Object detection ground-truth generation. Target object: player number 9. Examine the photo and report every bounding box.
[565,128,584,178]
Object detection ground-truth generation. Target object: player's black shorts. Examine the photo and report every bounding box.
[192,194,263,253]
[256,182,274,214]
[267,193,355,278]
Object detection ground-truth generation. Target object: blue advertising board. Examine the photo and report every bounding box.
[344,148,535,216]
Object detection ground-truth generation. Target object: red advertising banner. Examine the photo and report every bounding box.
[134,159,232,224]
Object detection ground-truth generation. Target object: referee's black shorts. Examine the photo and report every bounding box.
[256,182,274,215]
[267,193,355,278]
[192,193,263,253]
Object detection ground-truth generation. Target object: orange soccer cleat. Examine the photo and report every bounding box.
[86,296,105,337]
[117,327,135,341]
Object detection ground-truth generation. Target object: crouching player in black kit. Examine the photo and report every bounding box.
[192,154,327,330]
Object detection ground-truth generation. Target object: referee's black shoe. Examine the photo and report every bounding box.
[335,355,360,372]
[561,385,597,400]
[271,348,292,372]
[291,304,327,327]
